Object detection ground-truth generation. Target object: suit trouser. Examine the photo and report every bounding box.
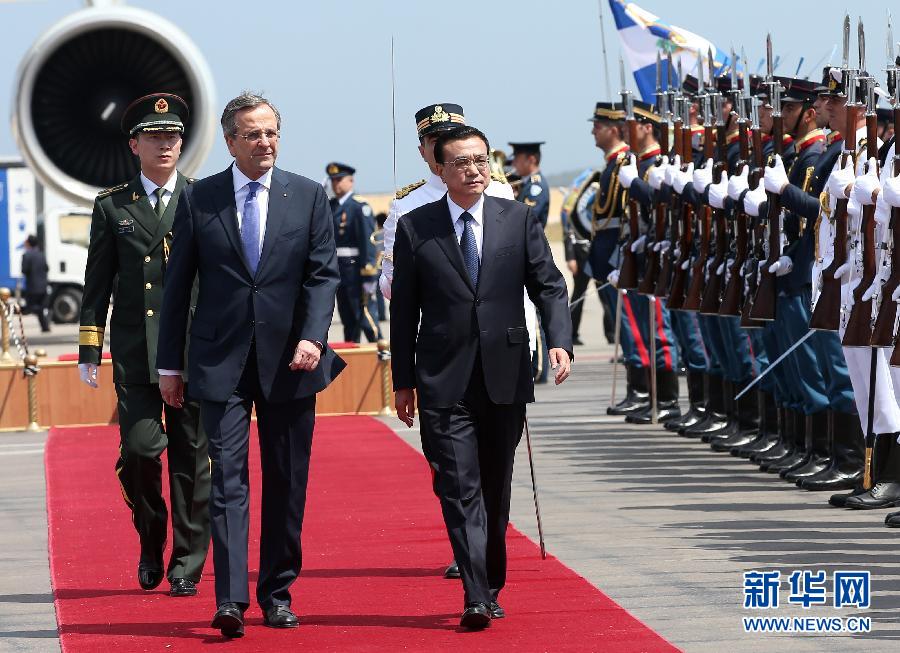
[199,352,316,609]
[114,382,210,581]
[418,360,526,606]
[23,291,50,331]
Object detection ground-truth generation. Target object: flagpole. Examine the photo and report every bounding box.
[598,0,613,99]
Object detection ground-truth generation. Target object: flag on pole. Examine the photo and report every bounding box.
[608,0,734,101]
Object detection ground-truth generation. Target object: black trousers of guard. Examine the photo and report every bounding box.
[114,382,210,582]
[418,355,525,606]
[199,346,316,610]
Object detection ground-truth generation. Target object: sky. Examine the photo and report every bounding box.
[0,0,896,196]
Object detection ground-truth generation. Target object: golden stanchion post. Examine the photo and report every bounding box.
[24,354,41,432]
[0,287,12,364]
[376,339,393,416]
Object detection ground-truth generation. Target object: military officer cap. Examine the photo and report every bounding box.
[816,66,868,98]
[876,106,894,124]
[121,92,189,136]
[632,100,662,124]
[590,102,625,122]
[415,103,465,138]
[508,142,545,156]
[326,162,355,178]
[682,75,698,97]
[776,76,819,104]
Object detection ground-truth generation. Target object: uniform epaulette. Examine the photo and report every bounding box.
[97,182,129,198]
[395,179,426,199]
[490,171,509,184]
[531,174,542,183]
[186,177,196,184]
[353,194,368,204]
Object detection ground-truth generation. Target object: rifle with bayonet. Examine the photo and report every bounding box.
[639,52,669,295]
[684,51,714,311]
[700,49,730,314]
[810,14,859,331]
[750,34,784,321]
[844,25,880,346]
[618,57,640,290]
[874,37,900,349]
[740,74,768,329]
[655,53,682,299]
[667,80,695,309]
[720,50,752,316]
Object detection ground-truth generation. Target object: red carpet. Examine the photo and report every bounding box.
[46,415,678,652]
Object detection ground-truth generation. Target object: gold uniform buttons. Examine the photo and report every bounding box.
[146,309,154,317]
[145,283,152,290]
[144,256,151,263]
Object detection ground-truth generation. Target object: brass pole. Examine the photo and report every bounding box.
[24,354,40,432]
[0,287,12,364]
[376,339,393,416]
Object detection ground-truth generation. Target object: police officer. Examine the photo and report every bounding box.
[77,93,210,597]
[508,142,550,228]
[326,162,381,343]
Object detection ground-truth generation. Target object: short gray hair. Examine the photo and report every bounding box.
[220,91,281,137]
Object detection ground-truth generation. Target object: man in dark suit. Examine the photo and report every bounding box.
[157,92,344,638]
[21,235,50,332]
[390,125,573,629]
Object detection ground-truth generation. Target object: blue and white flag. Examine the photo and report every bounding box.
[608,0,733,102]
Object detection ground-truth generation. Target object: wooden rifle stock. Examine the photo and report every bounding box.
[843,113,881,346]
[619,119,641,289]
[719,122,752,316]
[876,114,900,349]
[700,208,728,314]
[749,114,784,321]
[639,121,669,295]
[810,107,859,331]
[655,119,683,298]
[740,127,767,328]
[683,206,711,311]
[667,201,693,309]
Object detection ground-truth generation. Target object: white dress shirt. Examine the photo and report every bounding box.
[140,171,178,211]
[232,164,273,258]
[446,193,484,260]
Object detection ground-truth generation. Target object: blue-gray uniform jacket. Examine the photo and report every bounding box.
[624,147,664,242]
[517,172,550,228]
[331,193,378,281]
[586,144,630,280]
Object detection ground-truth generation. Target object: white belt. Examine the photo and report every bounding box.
[336,247,360,257]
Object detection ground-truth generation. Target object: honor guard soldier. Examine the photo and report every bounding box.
[508,142,550,228]
[326,162,381,343]
[77,93,210,597]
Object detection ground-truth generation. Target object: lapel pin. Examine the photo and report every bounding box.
[132,192,139,201]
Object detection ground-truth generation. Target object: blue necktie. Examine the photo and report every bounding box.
[241,181,261,274]
[459,211,479,287]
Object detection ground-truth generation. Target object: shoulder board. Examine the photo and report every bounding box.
[490,171,509,184]
[395,179,427,199]
[96,182,129,199]
[352,194,368,203]
[531,174,542,183]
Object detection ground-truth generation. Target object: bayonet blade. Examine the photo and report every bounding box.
[677,58,683,89]
[741,46,750,98]
[858,18,865,71]
[766,33,774,79]
[842,14,850,69]
[730,47,738,88]
[708,46,716,84]
[619,56,626,91]
[697,48,705,90]
[656,51,662,90]
[667,50,675,90]
[888,11,895,66]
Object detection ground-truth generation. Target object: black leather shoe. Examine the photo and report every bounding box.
[263,605,299,628]
[844,482,900,510]
[211,603,245,638]
[885,510,900,527]
[489,601,505,619]
[137,563,164,591]
[169,578,197,597]
[444,560,460,579]
[460,602,491,629]
[828,486,866,508]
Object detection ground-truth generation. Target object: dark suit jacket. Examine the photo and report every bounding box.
[157,165,345,403]
[21,248,48,295]
[390,194,572,408]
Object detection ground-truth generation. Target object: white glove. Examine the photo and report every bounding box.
[833,261,850,282]
[618,154,638,189]
[630,234,647,253]
[664,155,681,187]
[728,164,749,200]
[673,162,694,194]
[827,157,855,200]
[692,158,714,194]
[607,270,620,288]
[852,158,881,206]
[648,162,667,190]
[892,283,900,302]
[78,363,98,388]
[884,175,900,208]
[861,281,881,302]
[716,262,725,276]
[743,184,767,217]
[769,255,793,276]
[657,239,672,253]
[673,247,682,260]
[763,155,789,195]
[680,259,691,270]
[875,193,891,226]
[708,174,729,209]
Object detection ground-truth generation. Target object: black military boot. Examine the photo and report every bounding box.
[783,411,830,481]
[680,374,728,438]
[626,370,682,424]
[607,366,650,416]
[664,370,706,431]
[733,391,780,457]
[711,381,760,452]
[750,405,792,463]
[764,409,810,473]
[833,434,890,508]
[701,379,743,443]
[758,408,802,470]
[845,434,900,510]
[802,410,864,491]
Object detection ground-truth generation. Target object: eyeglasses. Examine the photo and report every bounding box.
[446,155,490,171]
[237,129,280,144]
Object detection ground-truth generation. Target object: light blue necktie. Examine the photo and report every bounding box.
[241,181,261,274]
[459,211,479,288]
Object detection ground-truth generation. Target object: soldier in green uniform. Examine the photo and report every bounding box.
[77,93,210,597]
